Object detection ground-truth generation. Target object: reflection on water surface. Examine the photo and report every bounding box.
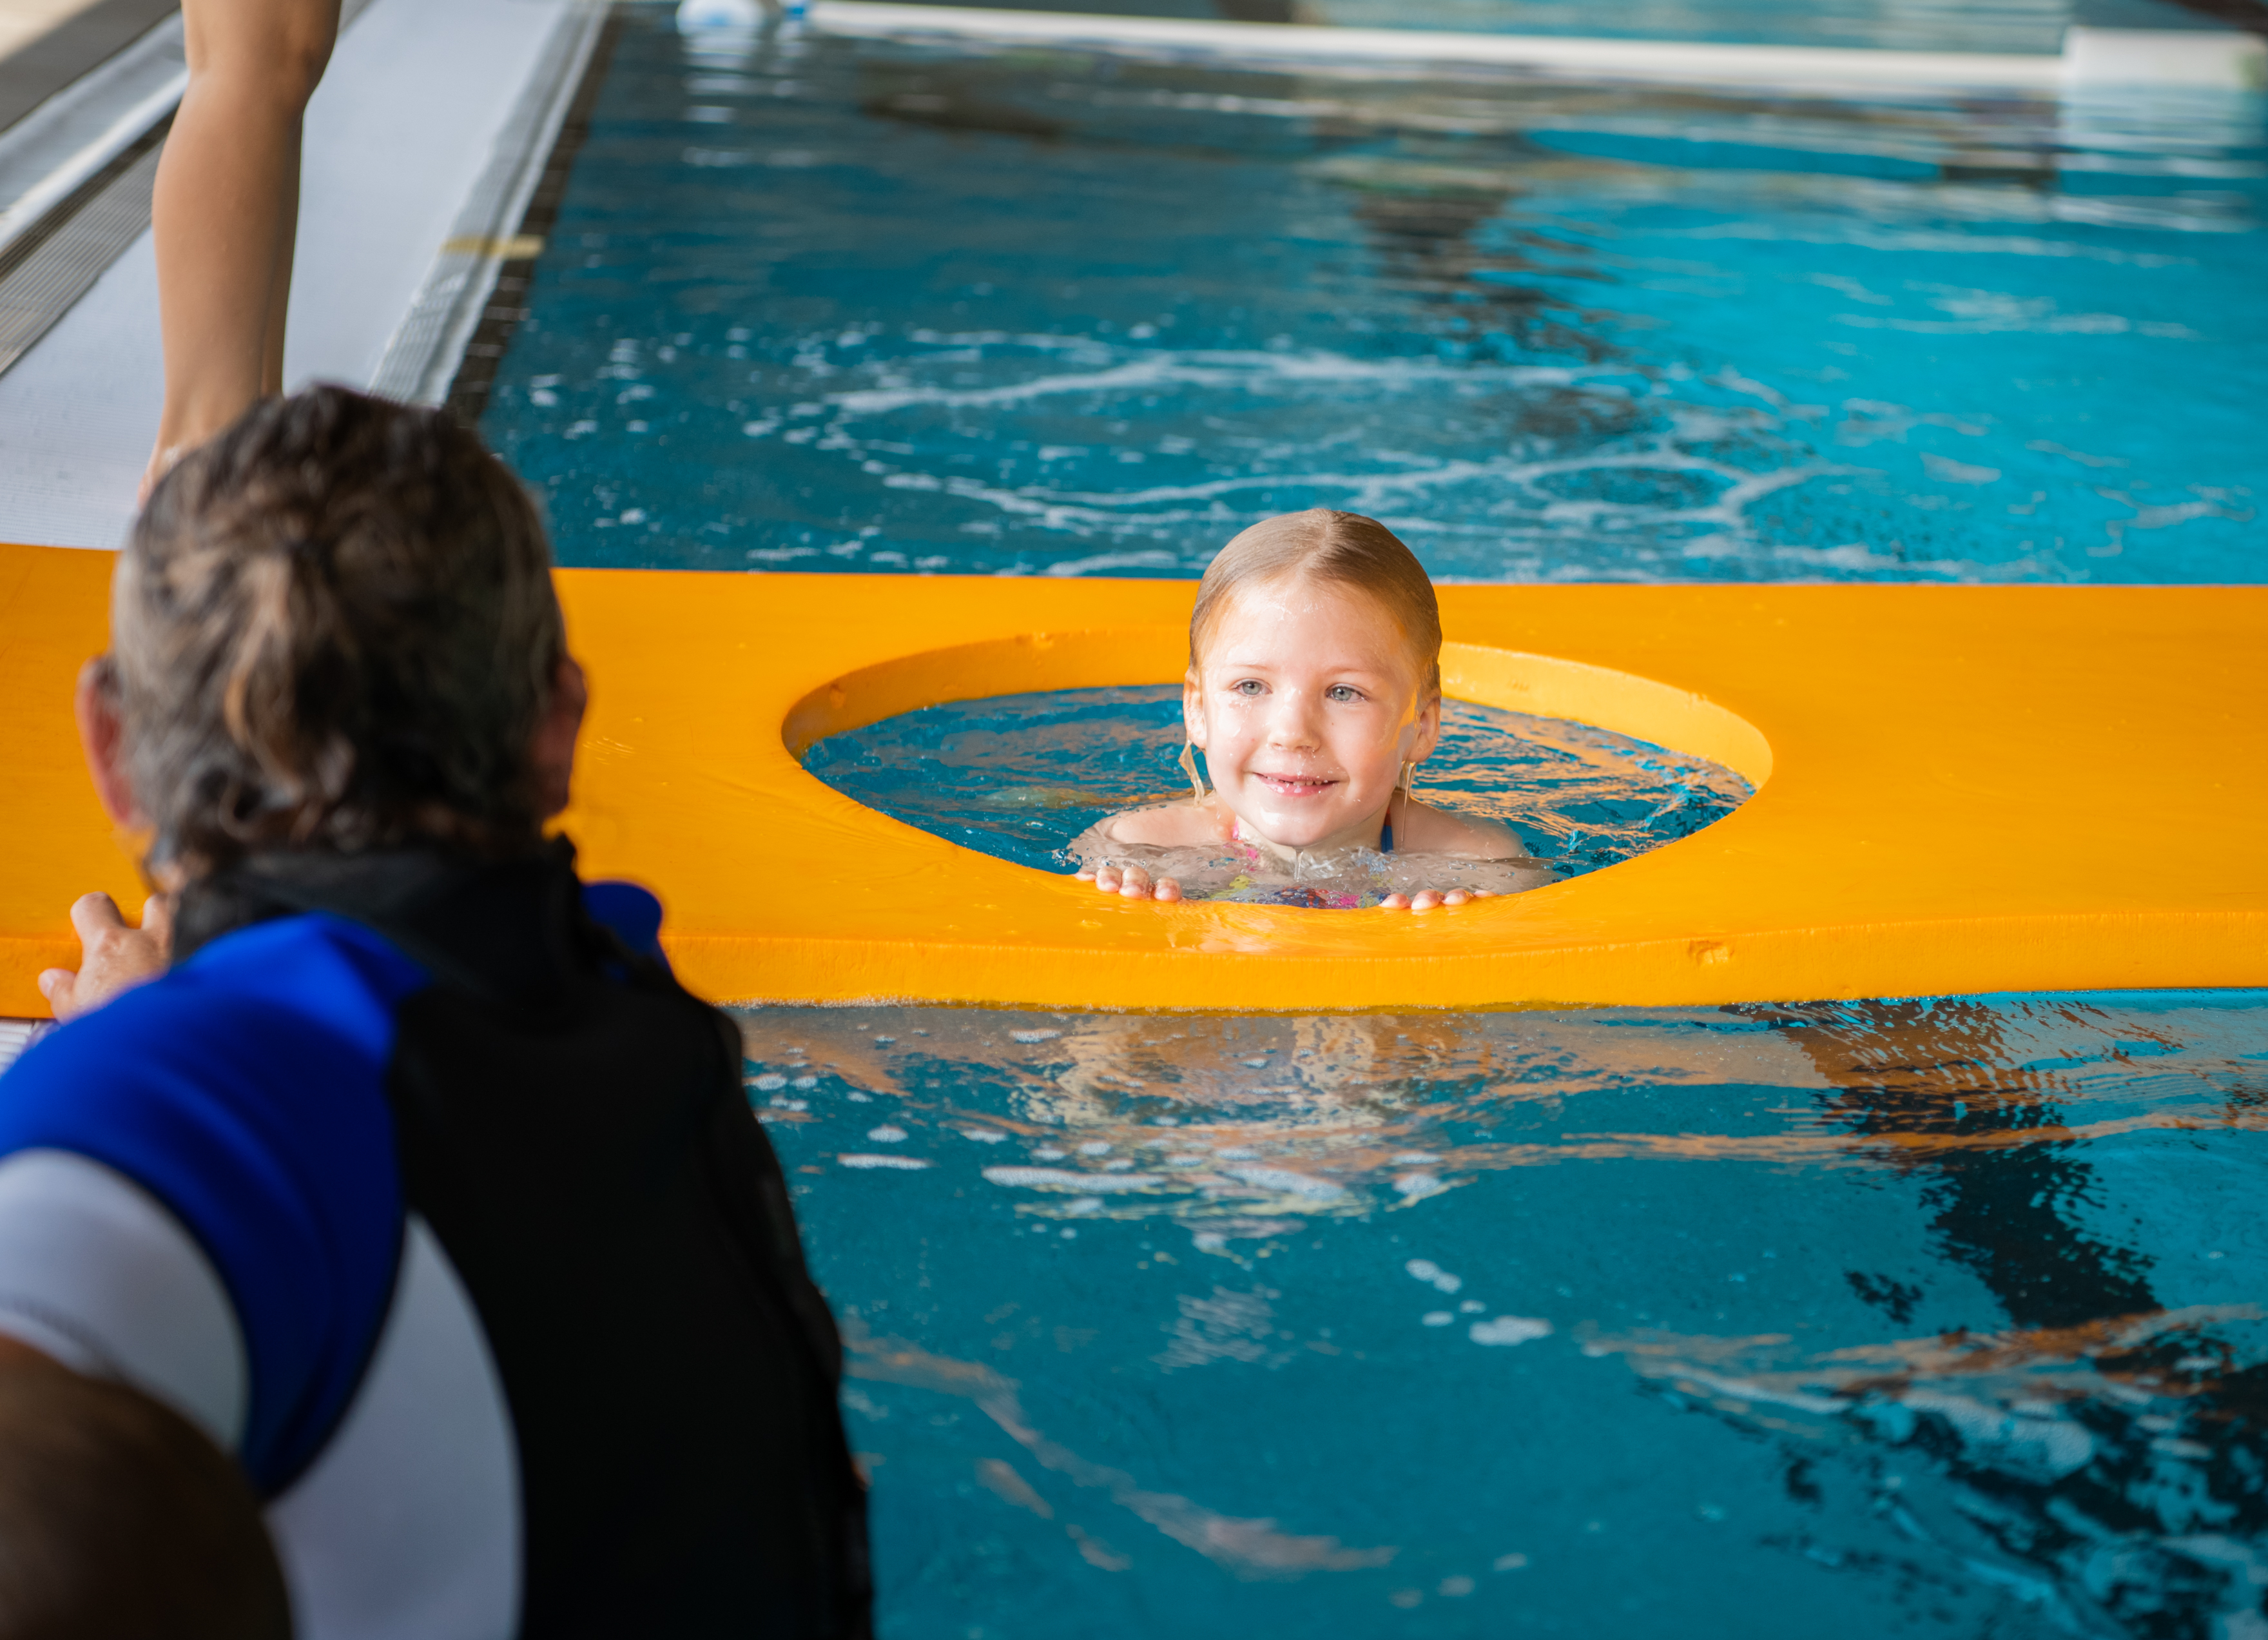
[745,993,2268,1637]
[480,14,2266,583]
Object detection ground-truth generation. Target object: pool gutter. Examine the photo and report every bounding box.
[369,1,614,407]
[806,2,2268,93]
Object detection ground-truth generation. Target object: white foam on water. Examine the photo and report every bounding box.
[1223,1166,1347,1201]
[1471,1316,1555,1347]
[984,1167,1164,1191]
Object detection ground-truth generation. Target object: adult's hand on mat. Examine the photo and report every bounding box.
[37,893,173,1021]
[1076,864,1183,903]
[1381,888,1493,912]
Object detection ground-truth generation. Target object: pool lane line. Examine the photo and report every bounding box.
[371,0,616,411]
[804,3,2268,94]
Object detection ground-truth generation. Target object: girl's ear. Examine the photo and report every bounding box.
[1408,691,1443,765]
[1183,669,1207,748]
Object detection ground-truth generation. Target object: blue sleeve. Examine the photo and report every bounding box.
[583,879,669,969]
[0,914,427,1496]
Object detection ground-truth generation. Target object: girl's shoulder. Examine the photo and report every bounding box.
[1096,798,1226,848]
[1399,801,1526,859]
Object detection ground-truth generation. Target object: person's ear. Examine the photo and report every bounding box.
[1183,669,1207,748]
[532,656,587,818]
[1408,690,1443,765]
[74,658,141,828]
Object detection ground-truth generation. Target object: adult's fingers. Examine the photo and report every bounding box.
[67,893,127,941]
[140,893,177,953]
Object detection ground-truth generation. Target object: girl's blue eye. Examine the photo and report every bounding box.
[1233,679,1265,696]
[1326,685,1362,703]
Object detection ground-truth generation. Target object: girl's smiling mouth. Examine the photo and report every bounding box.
[1254,773,1341,798]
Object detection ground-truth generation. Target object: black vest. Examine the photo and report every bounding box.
[177,844,872,1639]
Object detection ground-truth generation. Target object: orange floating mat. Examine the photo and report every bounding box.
[2,540,2262,1015]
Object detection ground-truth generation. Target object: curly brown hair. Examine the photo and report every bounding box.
[113,386,565,875]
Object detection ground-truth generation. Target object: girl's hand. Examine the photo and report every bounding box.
[1074,864,1183,903]
[1379,888,1492,912]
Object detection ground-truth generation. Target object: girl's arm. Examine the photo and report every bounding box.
[1068,798,1230,903]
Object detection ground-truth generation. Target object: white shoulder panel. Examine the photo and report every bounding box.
[0,1147,247,1445]
[267,1215,521,1640]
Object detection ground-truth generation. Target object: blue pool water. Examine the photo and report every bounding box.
[468,10,2268,1636]
[801,685,1751,885]
[480,12,2265,583]
[745,994,2268,1639]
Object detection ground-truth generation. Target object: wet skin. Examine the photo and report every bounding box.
[1076,575,1518,908]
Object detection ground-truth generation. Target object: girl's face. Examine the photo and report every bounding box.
[1185,574,1440,855]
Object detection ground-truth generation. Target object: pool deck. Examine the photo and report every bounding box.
[0,0,584,551]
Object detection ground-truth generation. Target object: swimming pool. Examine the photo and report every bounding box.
[480,11,2263,583]
[746,992,2268,1639]
[470,10,2268,1635]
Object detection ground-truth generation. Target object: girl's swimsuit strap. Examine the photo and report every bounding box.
[1381,815,1394,854]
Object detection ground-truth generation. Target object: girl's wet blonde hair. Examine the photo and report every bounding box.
[1188,509,1442,696]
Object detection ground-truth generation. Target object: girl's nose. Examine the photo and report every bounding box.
[1263,688,1323,748]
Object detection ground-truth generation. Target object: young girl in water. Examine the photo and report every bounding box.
[1071,509,1543,910]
